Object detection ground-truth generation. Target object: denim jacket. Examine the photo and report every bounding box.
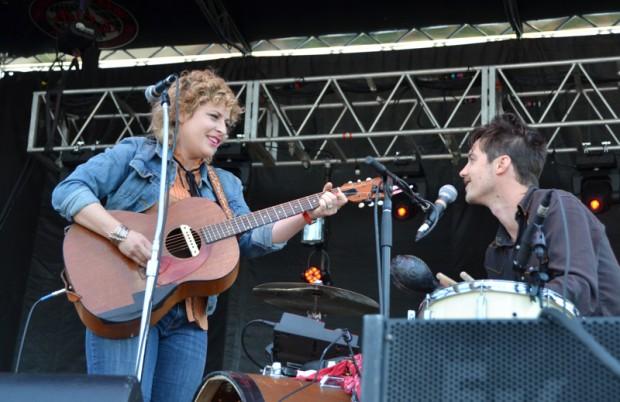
[52,136,286,315]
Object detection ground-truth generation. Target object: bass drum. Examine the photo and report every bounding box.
[194,371,349,402]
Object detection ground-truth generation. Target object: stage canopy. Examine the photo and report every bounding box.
[1,1,619,67]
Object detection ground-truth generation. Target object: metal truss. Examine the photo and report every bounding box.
[26,56,620,167]
[3,13,619,73]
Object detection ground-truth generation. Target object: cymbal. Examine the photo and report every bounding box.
[252,282,379,316]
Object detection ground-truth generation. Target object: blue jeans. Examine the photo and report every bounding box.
[85,304,208,402]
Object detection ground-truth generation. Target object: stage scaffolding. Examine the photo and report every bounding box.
[27,56,620,167]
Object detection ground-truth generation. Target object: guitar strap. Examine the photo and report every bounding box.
[206,165,235,220]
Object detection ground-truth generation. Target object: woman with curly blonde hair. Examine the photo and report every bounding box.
[52,68,347,402]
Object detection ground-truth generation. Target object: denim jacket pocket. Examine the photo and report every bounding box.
[106,160,159,212]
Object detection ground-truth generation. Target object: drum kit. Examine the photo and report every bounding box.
[195,278,578,401]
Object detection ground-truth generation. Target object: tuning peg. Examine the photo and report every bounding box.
[357,179,362,183]
[366,177,372,181]
[347,180,353,184]
[367,201,375,207]
[358,203,365,209]
[377,200,384,206]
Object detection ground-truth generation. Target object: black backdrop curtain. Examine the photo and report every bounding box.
[1,34,620,374]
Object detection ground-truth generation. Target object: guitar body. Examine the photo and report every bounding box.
[63,197,240,339]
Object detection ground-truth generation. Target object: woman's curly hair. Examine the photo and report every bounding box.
[150,69,242,143]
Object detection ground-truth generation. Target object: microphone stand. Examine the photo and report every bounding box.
[526,224,550,308]
[365,157,431,319]
[134,90,174,381]
[379,175,393,318]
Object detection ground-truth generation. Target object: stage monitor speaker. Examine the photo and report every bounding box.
[0,374,142,402]
[362,315,620,402]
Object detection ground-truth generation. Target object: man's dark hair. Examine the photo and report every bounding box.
[469,113,546,186]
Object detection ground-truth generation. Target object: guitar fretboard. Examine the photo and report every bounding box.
[200,193,322,243]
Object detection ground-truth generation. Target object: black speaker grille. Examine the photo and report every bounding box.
[382,319,620,402]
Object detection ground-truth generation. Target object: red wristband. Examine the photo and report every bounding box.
[302,211,315,224]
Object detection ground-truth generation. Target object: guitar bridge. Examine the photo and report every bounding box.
[180,225,200,257]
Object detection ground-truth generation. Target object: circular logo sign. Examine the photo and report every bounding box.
[29,0,139,49]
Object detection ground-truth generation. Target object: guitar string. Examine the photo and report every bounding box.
[162,188,369,252]
[159,187,368,254]
[162,202,313,251]
[161,194,324,253]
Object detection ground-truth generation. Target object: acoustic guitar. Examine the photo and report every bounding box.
[62,178,383,338]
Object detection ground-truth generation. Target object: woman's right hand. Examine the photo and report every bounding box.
[118,230,153,267]
[72,203,153,266]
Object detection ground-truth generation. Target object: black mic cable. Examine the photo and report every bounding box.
[240,318,277,369]
[13,288,67,373]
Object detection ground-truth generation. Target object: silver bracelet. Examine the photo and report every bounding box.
[108,224,129,245]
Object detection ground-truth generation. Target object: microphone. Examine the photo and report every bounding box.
[415,184,458,241]
[144,74,178,103]
[391,254,438,293]
[364,156,389,176]
[513,191,553,272]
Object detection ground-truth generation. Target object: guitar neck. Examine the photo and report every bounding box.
[200,192,322,243]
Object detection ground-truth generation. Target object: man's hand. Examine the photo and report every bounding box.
[436,271,476,288]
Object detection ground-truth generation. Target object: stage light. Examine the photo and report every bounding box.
[393,201,413,221]
[581,176,612,214]
[302,266,322,284]
[302,248,332,285]
[588,198,603,213]
[390,158,426,221]
[572,149,619,214]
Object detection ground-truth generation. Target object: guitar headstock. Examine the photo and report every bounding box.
[340,177,384,203]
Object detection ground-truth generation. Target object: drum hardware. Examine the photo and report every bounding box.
[476,286,487,318]
[262,361,283,377]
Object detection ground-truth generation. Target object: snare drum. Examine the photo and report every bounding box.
[194,371,349,402]
[418,280,579,319]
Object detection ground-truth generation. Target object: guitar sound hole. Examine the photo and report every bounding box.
[165,227,202,258]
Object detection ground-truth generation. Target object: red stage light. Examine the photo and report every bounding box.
[588,198,603,213]
[393,201,413,221]
[579,176,613,214]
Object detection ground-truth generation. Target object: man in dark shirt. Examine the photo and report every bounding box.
[454,113,620,316]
